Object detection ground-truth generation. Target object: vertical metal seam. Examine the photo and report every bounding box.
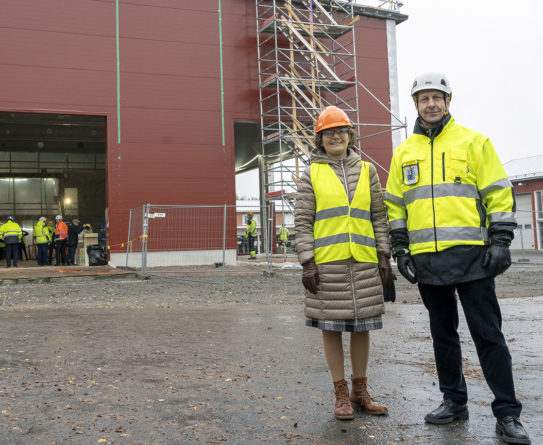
[115,0,121,144]
[218,0,225,146]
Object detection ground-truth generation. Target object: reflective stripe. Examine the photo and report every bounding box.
[409,226,488,244]
[389,219,407,230]
[315,206,349,222]
[314,233,349,249]
[403,183,479,206]
[2,230,20,236]
[384,192,404,207]
[351,233,376,248]
[479,178,513,199]
[350,208,371,221]
[488,211,516,224]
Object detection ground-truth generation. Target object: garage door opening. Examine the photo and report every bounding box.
[0,111,106,260]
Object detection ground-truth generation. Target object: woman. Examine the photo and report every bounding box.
[294,106,393,420]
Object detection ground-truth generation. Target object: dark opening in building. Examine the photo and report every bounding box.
[0,111,106,242]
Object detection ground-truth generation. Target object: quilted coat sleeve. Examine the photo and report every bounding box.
[294,166,316,265]
[369,163,391,257]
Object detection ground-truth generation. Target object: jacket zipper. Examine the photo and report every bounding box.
[429,133,438,252]
[340,160,358,321]
[442,152,445,182]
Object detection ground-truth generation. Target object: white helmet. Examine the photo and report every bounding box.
[55,215,63,220]
[39,216,47,222]
[411,72,452,98]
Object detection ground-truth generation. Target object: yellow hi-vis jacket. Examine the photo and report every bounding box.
[311,161,377,264]
[34,221,49,244]
[0,220,22,244]
[245,219,257,237]
[384,118,516,255]
[278,226,290,242]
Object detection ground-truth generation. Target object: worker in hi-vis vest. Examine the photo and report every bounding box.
[0,216,22,268]
[34,216,50,266]
[244,212,257,259]
[384,72,529,444]
[278,224,290,255]
[54,215,68,266]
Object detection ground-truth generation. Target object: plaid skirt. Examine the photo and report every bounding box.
[306,315,382,332]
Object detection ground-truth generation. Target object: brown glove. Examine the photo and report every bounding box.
[302,259,320,294]
[377,252,394,287]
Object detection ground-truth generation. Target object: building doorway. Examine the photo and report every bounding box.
[0,111,106,261]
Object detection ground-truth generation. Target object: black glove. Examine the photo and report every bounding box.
[302,259,320,294]
[377,252,394,287]
[395,249,417,284]
[482,232,512,277]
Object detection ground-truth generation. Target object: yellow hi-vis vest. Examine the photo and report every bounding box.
[311,161,377,265]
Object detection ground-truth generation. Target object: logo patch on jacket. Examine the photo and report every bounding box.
[402,162,419,185]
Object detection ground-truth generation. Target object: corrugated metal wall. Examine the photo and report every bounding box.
[0,0,394,252]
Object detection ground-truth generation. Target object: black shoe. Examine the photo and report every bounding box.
[425,399,469,424]
[496,416,531,444]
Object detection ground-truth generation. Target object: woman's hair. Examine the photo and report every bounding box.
[313,127,358,152]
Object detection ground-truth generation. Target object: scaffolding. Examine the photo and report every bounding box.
[255,0,406,265]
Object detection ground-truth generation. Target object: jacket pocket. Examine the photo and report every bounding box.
[445,148,468,183]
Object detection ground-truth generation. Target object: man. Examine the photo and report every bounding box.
[278,224,290,255]
[66,219,91,265]
[245,212,257,259]
[384,73,530,445]
[45,221,54,265]
[54,215,68,266]
[0,216,22,268]
[34,217,50,266]
[18,230,29,261]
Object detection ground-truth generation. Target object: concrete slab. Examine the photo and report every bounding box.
[0,265,138,285]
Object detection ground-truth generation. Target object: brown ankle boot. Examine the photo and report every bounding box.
[333,379,354,420]
[350,376,388,415]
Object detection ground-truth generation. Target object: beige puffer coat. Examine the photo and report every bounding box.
[295,148,391,321]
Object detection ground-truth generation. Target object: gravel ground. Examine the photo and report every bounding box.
[1,263,541,309]
[0,263,541,444]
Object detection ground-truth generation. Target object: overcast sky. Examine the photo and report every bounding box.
[236,0,543,196]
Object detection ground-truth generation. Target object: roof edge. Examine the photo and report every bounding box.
[353,4,408,24]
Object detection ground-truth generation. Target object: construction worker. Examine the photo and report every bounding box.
[295,106,393,420]
[245,212,257,259]
[278,224,290,255]
[34,216,50,266]
[54,215,68,266]
[0,216,23,268]
[45,221,54,265]
[18,230,29,261]
[384,73,530,444]
[66,219,91,265]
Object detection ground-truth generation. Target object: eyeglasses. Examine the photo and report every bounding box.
[321,127,350,137]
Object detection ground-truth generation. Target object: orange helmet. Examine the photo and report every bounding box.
[315,106,352,133]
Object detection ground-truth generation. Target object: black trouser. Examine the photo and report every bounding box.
[5,243,18,267]
[48,242,54,264]
[55,239,67,265]
[418,277,522,419]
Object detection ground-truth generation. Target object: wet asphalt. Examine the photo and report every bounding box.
[1,293,542,444]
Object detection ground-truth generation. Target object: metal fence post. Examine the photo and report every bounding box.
[142,203,150,274]
[222,203,227,291]
[125,208,132,268]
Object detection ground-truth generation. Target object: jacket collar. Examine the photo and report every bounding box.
[310,147,361,166]
[413,113,452,139]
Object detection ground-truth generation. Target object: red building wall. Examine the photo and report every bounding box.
[1,0,395,252]
[512,178,543,249]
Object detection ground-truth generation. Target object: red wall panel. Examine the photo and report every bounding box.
[1,0,393,252]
